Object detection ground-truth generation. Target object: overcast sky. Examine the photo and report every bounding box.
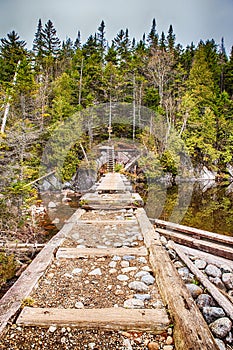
[0,0,233,54]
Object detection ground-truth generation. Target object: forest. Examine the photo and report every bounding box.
[0,18,233,242]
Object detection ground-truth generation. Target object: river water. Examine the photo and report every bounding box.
[144,180,233,237]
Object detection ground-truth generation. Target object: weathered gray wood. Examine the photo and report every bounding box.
[0,209,85,336]
[156,227,233,260]
[56,246,148,259]
[17,307,169,333]
[75,220,137,224]
[170,241,233,322]
[176,244,233,270]
[152,218,233,246]
[135,208,160,248]
[149,243,218,350]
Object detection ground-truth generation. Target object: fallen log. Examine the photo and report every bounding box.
[151,218,233,246]
[170,241,233,322]
[156,227,233,260]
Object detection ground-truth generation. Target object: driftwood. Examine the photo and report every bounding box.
[149,243,218,350]
[152,218,233,246]
[156,227,233,260]
[17,307,169,333]
[56,246,148,259]
[176,244,233,271]
[170,241,233,322]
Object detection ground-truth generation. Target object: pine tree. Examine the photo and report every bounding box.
[167,25,176,51]
[74,31,81,50]
[147,18,158,48]
[33,19,45,58]
[42,20,61,57]
[97,20,107,54]
[0,31,27,81]
[159,31,166,50]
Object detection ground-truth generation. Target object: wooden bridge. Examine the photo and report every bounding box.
[0,173,231,349]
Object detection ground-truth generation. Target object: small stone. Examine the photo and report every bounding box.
[115,289,124,296]
[123,298,144,309]
[186,283,203,299]
[141,274,155,285]
[196,294,215,310]
[48,325,57,333]
[128,281,149,292]
[194,259,207,269]
[160,235,168,245]
[167,328,173,335]
[114,242,123,248]
[123,338,133,349]
[109,261,117,268]
[173,261,184,269]
[117,274,129,281]
[202,306,225,324]
[226,331,233,343]
[64,273,73,278]
[75,301,84,309]
[122,267,137,273]
[166,336,173,345]
[205,264,222,278]
[112,255,121,261]
[72,268,83,275]
[142,266,152,272]
[209,317,232,338]
[147,342,160,350]
[137,257,147,264]
[163,346,174,350]
[109,268,117,274]
[209,277,226,291]
[48,201,57,208]
[123,255,135,261]
[135,271,150,279]
[214,339,226,350]
[88,268,102,276]
[177,267,193,283]
[121,261,130,268]
[222,273,233,289]
[88,343,96,350]
[152,300,164,308]
[61,337,66,344]
[134,294,151,301]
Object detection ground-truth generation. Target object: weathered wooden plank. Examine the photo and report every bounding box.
[56,246,148,259]
[135,208,160,248]
[152,218,233,246]
[75,220,137,224]
[17,307,169,333]
[170,241,233,322]
[156,227,233,260]
[0,209,85,336]
[149,243,218,350]
[176,244,233,270]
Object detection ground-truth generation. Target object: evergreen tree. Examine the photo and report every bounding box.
[166,25,176,51]
[147,18,158,48]
[159,31,166,50]
[42,20,61,57]
[33,19,44,58]
[97,20,107,55]
[74,31,81,50]
[0,31,27,81]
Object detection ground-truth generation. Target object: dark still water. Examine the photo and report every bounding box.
[144,181,233,237]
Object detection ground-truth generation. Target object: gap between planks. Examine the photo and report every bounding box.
[17,307,170,333]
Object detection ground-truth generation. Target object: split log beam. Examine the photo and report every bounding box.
[135,208,160,248]
[17,307,169,333]
[152,218,233,246]
[156,227,233,260]
[176,244,233,270]
[56,246,148,259]
[170,241,233,322]
[149,243,218,350]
